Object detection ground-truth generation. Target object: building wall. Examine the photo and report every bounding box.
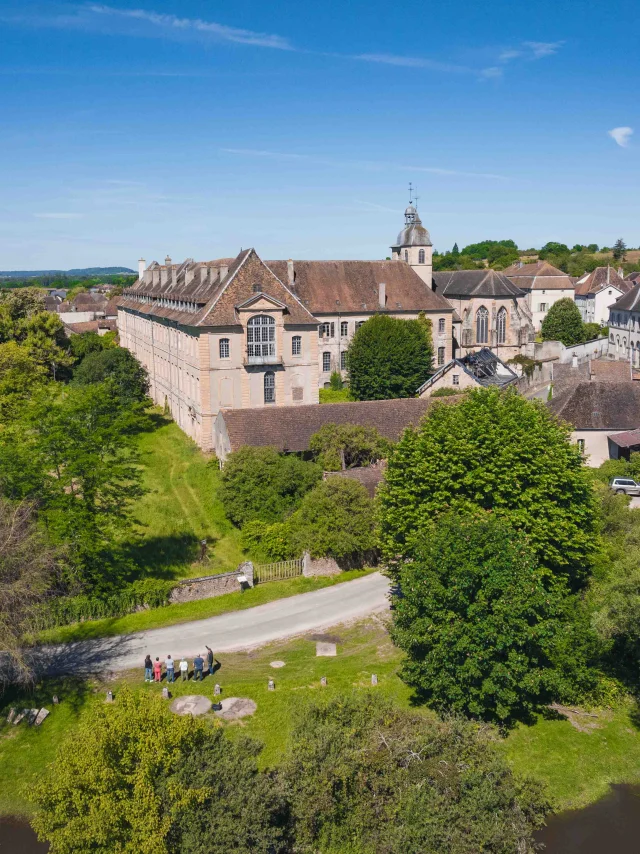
[577,287,623,325]
[118,305,319,450]
[315,310,452,386]
[608,309,640,367]
[445,295,532,361]
[418,366,477,397]
[572,429,619,467]
[525,288,575,331]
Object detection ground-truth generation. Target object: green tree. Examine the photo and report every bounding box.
[347,314,433,401]
[539,242,570,259]
[460,239,518,261]
[392,514,597,722]
[288,477,376,562]
[587,243,599,253]
[378,388,598,585]
[451,241,460,257]
[309,423,390,471]
[31,689,289,854]
[21,311,74,378]
[328,370,343,390]
[73,347,150,405]
[0,383,148,590]
[0,341,48,422]
[69,330,116,363]
[220,446,321,526]
[612,238,627,262]
[283,693,549,854]
[540,297,585,345]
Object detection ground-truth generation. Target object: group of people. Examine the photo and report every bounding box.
[144,645,217,683]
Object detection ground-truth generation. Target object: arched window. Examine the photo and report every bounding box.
[404,250,409,262]
[623,338,628,357]
[476,306,489,344]
[264,371,275,404]
[292,335,301,356]
[247,314,276,359]
[418,249,425,264]
[616,336,620,353]
[496,307,507,344]
[219,338,230,359]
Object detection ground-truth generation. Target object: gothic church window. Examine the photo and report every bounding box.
[496,307,507,345]
[476,306,489,344]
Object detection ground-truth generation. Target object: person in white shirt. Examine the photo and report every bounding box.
[179,657,189,681]
[165,654,175,683]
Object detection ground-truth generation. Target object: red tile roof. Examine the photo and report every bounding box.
[574,267,631,296]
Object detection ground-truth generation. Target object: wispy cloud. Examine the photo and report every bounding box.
[33,213,83,219]
[354,53,470,74]
[608,126,633,148]
[479,66,503,80]
[220,148,507,181]
[524,41,564,58]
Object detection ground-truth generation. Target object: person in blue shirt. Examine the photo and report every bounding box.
[193,654,204,681]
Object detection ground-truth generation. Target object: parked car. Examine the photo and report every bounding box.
[609,477,640,496]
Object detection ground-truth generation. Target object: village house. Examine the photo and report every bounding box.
[573,266,630,325]
[607,282,640,365]
[503,260,575,331]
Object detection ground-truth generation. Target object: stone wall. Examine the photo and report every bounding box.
[302,552,342,577]
[169,562,254,604]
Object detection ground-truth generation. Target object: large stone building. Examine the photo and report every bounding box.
[117,204,456,449]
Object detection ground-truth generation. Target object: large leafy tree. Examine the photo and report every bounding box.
[0,383,148,589]
[378,388,598,586]
[288,476,376,562]
[347,314,433,401]
[283,693,549,854]
[220,446,321,526]
[391,514,597,722]
[540,297,585,346]
[73,346,150,405]
[0,341,48,423]
[309,423,390,471]
[31,689,289,854]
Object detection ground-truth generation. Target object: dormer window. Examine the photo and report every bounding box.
[247,314,276,363]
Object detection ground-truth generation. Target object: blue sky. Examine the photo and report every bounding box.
[0,0,639,269]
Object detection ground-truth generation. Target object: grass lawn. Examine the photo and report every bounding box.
[3,618,640,819]
[123,414,246,581]
[36,570,375,644]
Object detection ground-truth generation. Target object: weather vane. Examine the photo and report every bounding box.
[408,182,413,204]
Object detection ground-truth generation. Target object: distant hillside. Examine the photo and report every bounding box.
[0,266,135,279]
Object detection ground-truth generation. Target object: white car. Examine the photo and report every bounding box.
[610,477,640,496]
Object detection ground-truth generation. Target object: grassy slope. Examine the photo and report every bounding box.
[3,620,640,818]
[123,415,245,581]
[37,570,374,643]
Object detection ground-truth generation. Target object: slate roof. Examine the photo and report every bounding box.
[119,249,318,328]
[417,347,518,394]
[219,398,439,454]
[391,208,433,248]
[611,283,640,312]
[503,261,574,291]
[265,259,452,315]
[432,269,525,298]
[548,382,640,429]
[574,267,631,297]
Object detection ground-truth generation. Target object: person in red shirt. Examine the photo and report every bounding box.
[153,657,162,683]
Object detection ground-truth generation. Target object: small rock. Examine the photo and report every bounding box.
[268,679,275,691]
[214,684,221,696]
[320,676,327,687]
[6,708,16,724]
[26,709,39,725]
[105,690,114,703]
[371,674,378,686]
[13,709,27,725]
[161,687,170,700]
[35,709,49,726]
[52,695,59,705]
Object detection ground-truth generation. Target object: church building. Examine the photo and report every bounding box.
[117,200,531,449]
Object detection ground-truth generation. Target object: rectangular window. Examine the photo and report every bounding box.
[340,351,347,370]
[322,352,331,372]
[452,374,460,386]
[438,318,445,334]
[577,439,585,455]
[539,303,547,312]
[330,322,335,338]
[341,321,348,337]
[319,322,331,338]
[292,335,301,356]
[437,346,445,366]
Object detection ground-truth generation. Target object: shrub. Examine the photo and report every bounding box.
[289,477,376,562]
[540,298,585,346]
[240,520,294,561]
[221,447,321,526]
[328,370,343,390]
[430,386,465,397]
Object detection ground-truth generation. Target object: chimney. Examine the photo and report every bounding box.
[171,265,178,286]
[607,266,610,284]
[287,259,294,287]
[160,267,169,287]
[138,258,145,280]
[618,267,624,278]
[219,265,229,281]
[378,282,386,308]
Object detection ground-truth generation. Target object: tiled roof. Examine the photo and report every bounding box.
[611,283,640,312]
[432,269,525,298]
[574,267,631,297]
[325,462,387,497]
[63,320,101,334]
[265,259,452,314]
[625,271,640,283]
[103,297,121,317]
[548,381,640,429]
[504,261,574,291]
[590,359,640,382]
[119,249,318,328]
[219,398,439,454]
[607,428,640,449]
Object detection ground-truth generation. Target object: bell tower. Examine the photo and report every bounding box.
[390,188,433,286]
